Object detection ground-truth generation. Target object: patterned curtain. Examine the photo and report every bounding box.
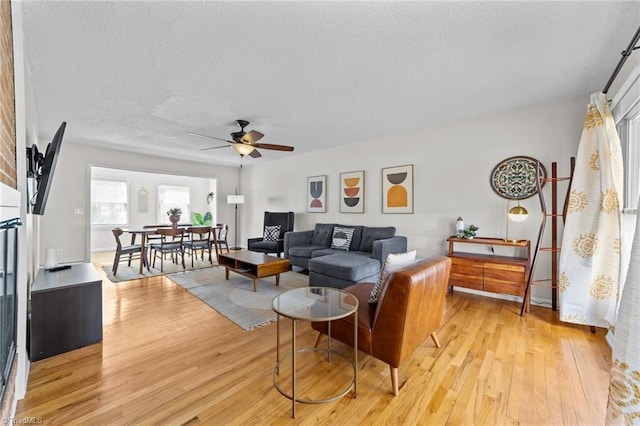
[558,92,623,327]
[607,196,640,425]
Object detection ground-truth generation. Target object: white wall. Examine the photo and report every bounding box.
[39,143,240,263]
[90,167,216,251]
[242,95,589,303]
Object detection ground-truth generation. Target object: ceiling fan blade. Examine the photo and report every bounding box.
[240,130,264,144]
[252,143,294,152]
[249,148,262,158]
[200,145,229,151]
[188,132,233,143]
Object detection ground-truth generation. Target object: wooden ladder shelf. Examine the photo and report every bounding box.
[520,157,575,316]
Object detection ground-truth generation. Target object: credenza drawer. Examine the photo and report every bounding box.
[448,253,528,297]
[483,262,526,296]
[449,257,483,290]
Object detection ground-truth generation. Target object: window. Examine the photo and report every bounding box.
[612,66,639,293]
[612,66,640,211]
[617,107,640,211]
[157,184,190,224]
[91,179,128,226]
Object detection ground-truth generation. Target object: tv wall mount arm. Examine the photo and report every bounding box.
[26,145,44,180]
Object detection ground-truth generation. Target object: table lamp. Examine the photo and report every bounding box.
[505,199,528,242]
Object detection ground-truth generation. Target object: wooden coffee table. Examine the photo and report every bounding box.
[218,251,290,292]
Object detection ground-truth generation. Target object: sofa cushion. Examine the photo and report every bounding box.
[345,226,364,251]
[312,249,371,258]
[309,270,379,289]
[331,226,355,251]
[369,250,417,303]
[359,227,396,252]
[311,248,345,258]
[289,245,327,258]
[309,254,380,282]
[311,223,337,246]
[263,225,281,241]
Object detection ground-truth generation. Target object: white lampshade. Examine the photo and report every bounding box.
[231,143,255,156]
[227,195,245,205]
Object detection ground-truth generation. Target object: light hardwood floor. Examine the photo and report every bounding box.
[16,255,612,425]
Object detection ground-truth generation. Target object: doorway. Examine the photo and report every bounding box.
[89,166,217,254]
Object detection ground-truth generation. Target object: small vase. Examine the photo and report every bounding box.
[169,214,180,228]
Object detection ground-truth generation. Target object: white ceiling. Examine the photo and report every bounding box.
[20,1,639,166]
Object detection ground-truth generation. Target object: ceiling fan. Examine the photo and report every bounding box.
[188,119,294,158]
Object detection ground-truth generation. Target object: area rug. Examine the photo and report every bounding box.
[167,267,309,331]
[101,258,216,283]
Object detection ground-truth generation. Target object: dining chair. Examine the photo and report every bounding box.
[148,227,186,272]
[142,224,165,264]
[142,224,190,264]
[111,228,147,275]
[183,226,213,267]
[211,224,230,256]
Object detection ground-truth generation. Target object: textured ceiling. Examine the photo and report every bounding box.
[20,1,640,166]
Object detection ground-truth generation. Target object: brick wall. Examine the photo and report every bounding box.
[0,1,16,419]
[0,0,16,189]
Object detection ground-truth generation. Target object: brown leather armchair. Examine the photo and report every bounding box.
[312,256,451,395]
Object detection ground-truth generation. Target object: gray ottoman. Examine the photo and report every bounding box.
[309,253,380,289]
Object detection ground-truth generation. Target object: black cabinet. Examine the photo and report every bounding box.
[29,263,102,362]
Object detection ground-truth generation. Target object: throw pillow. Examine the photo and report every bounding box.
[263,225,281,242]
[359,227,396,252]
[369,250,417,304]
[330,227,355,251]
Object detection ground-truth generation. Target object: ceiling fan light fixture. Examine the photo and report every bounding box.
[231,143,255,156]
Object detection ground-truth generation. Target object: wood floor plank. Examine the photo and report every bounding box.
[15,256,613,424]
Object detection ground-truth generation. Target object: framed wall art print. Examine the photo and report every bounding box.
[307,175,327,213]
[382,164,413,213]
[490,155,547,200]
[340,170,364,213]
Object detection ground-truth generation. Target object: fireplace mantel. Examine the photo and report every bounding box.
[0,182,20,222]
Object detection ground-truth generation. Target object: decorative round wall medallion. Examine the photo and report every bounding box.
[490,156,547,200]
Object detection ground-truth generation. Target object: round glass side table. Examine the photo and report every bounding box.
[271,287,358,418]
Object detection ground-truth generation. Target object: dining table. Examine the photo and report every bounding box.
[119,225,222,274]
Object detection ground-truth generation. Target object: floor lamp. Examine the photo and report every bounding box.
[227,194,245,250]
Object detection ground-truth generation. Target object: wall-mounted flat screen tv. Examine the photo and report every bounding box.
[26,122,66,215]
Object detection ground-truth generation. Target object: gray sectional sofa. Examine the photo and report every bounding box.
[284,223,407,289]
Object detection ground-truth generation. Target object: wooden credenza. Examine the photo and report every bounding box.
[447,237,530,298]
[29,263,102,361]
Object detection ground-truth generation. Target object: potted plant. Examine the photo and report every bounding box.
[192,211,212,226]
[456,224,479,239]
[167,207,182,228]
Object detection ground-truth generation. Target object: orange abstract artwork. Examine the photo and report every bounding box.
[382,165,413,213]
[387,186,407,207]
[340,171,364,213]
